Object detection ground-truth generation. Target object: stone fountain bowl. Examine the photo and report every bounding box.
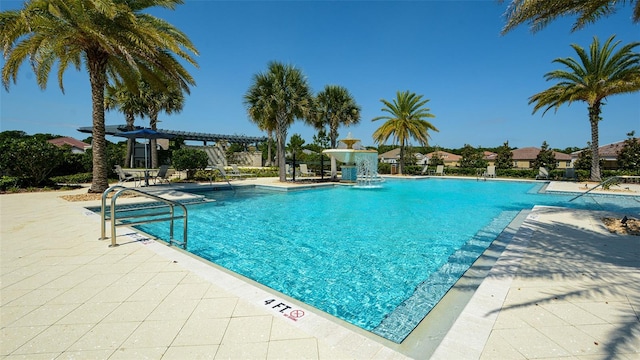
[322,149,377,163]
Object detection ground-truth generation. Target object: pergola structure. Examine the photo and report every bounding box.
[77,125,267,147]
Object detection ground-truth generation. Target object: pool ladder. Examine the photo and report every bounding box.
[206,165,235,192]
[100,185,188,249]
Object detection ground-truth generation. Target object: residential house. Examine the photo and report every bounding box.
[511,147,572,169]
[425,151,461,168]
[47,137,90,154]
[378,148,459,167]
[378,148,425,165]
[378,148,402,164]
[570,139,639,170]
[483,151,497,167]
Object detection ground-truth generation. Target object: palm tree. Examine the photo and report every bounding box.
[314,85,361,178]
[501,0,640,33]
[244,61,313,181]
[372,91,438,175]
[529,35,640,182]
[314,85,361,148]
[139,80,185,168]
[1,0,198,193]
[105,81,144,168]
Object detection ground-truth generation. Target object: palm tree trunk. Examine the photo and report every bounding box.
[150,109,159,169]
[330,121,339,179]
[87,51,110,193]
[124,112,135,168]
[398,141,405,175]
[267,129,273,166]
[588,103,602,182]
[276,117,287,182]
[330,121,338,149]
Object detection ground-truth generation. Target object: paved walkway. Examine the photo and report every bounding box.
[1,178,639,359]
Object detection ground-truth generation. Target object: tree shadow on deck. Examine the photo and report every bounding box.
[481,207,640,357]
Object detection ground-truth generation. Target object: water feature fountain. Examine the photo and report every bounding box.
[322,133,384,187]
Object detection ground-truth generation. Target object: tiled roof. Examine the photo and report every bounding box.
[571,139,639,158]
[77,125,267,144]
[379,148,401,159]
[553,151,572,160]
[511,147,571,160]
[47,137,90,149]
[426,151,461,161]
[483,151,497,160]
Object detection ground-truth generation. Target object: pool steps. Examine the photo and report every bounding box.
[97,185,210,249]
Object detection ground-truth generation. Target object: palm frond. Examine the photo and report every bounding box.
[501,0,638,33]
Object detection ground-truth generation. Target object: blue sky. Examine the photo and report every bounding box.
[1,0,638,150]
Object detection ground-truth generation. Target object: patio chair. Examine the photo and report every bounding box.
[484,165,496,178]
[299,164,315,176]
[153,165,171,185]
[114,165,140,186]
[536,167,549,180]
[230,164,256,179]
[434,165,445,176]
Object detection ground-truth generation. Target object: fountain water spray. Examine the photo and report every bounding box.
[322,133,384,187]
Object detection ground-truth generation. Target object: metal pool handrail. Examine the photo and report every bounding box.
[100,185,188,248]
[569,175,640,202]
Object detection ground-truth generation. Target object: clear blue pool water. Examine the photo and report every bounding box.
[131,179,639,342]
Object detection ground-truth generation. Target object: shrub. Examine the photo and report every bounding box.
[441,167,478,177]
[82,142,125,179]
[172,148,209,179]
[378,162,391,174]
[0,137,63,186]
[402,165,422,175]
[0,176,23,191]
[50,149,89,177]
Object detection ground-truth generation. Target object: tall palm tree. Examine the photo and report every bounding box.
[530,35,640,182]
[501,0,640,33]
[139,80,185,168]
[244,61,313,181]
[314,85,361,179]
[314,85,361,148]
[372,91,438,175]
[105,81,144,168]
[1,0,198,193]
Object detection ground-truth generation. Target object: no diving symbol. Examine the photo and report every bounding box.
[288,309,305,319]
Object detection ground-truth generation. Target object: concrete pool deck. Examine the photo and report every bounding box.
[1,178,639,359]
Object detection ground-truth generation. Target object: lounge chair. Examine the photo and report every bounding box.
[152,165,171,185]
[536,167,549,180]
[114,165,140,186]
[434,165,445,176]
[299,164,315,177]
[230,164,256,179]
[421,165,430,175]
[484,165,496,178]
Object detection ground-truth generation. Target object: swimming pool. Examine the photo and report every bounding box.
[132,178,639,342]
